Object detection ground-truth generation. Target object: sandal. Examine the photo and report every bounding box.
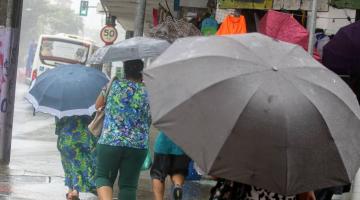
[65,193,71,200]
[66,192,80,200]
[72,196,80,200]
[173,186,183,200]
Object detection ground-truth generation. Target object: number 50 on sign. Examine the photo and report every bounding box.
[100,26,118,45]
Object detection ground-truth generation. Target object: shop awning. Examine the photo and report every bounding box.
[100,0,164,31]
[219,0,330,11]
[330,0,360,9]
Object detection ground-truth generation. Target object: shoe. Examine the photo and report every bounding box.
[66,191,80,200]
[173,186,183,200]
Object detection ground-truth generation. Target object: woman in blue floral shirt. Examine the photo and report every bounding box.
[95,59,151,200]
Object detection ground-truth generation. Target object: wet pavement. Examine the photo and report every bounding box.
[0,81,215,200]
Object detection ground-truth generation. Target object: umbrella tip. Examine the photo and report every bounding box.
[272,66,279,71]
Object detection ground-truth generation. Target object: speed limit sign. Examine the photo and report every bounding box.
[100,25,118,45]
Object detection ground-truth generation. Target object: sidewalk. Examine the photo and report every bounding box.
[0,129,213,200]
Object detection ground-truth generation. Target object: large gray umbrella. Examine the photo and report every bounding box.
[26,64,108,118]
[144,33,360,195]
[88,37,170,64]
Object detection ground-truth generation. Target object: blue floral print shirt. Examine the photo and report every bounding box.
[98,79,152,149]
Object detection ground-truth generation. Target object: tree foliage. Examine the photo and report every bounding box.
[19,0,84,67]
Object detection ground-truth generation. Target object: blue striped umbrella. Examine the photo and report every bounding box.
[26,64,108,118]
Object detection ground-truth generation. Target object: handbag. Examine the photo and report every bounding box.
[141,149,152,171]
[88,77,117,137]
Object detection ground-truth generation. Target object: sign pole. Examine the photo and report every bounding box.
[134,0,146,37]
[308,0,318,56]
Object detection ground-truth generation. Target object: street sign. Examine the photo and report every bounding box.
[80,1,89,16]
[100,25,118,45]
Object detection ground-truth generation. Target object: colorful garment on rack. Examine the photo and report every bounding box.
[201,16,218,36]
[216,15,247,35]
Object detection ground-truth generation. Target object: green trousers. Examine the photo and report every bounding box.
[95,144,147,200]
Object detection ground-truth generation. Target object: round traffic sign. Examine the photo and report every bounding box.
[100,25,118,45]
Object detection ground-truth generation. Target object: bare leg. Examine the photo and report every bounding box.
[171,174,185,186]
[171,174,185,200]
[152,179,166,200]
[97,186,113,200]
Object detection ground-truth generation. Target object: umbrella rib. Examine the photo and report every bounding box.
[274,45,305,67]
[59,75,66,115]
[155,69,269,121]
[148,55,268,75]
[32,76,60,109]
[278,75,291,194]
[225,38,269,66]
[208,78,266,173]
[274,17,291,41]
[283,69,360,120]
[281,73,353,181]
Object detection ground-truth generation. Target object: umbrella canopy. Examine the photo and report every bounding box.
[259,10,309,50]
[323,21,360,75]
[259,10,320,60]
[148,16,202,43]
[88,37,170,64]
[26,64,108,118]
[144,33,360,195]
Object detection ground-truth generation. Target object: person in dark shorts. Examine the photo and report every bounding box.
[151,131,191,200]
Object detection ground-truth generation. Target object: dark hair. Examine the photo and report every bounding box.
[315,28,325,34]
[123,59,144,80]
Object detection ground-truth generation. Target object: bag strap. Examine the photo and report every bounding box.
[104,76,118,102]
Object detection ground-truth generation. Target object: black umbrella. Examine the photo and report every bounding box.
[323,21,360,75]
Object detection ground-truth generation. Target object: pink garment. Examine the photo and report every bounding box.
[259,10,320,60]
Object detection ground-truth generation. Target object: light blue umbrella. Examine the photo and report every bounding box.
[26,64,108,118]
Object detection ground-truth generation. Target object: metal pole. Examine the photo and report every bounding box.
[0,0,22,165]
[0,0,8,25]
[307,0,318,56]
[134,0,146,37]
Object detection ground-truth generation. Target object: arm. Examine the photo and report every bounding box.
[95,90,105,110]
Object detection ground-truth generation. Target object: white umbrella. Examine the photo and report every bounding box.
[88,37,170,64]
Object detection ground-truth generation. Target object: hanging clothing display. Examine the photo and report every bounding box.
[201,16,218,36]
[259,10,320,60]
[216,15,247,35]
[315,32,330,59]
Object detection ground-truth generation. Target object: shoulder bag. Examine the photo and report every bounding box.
[88,76,117,137]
